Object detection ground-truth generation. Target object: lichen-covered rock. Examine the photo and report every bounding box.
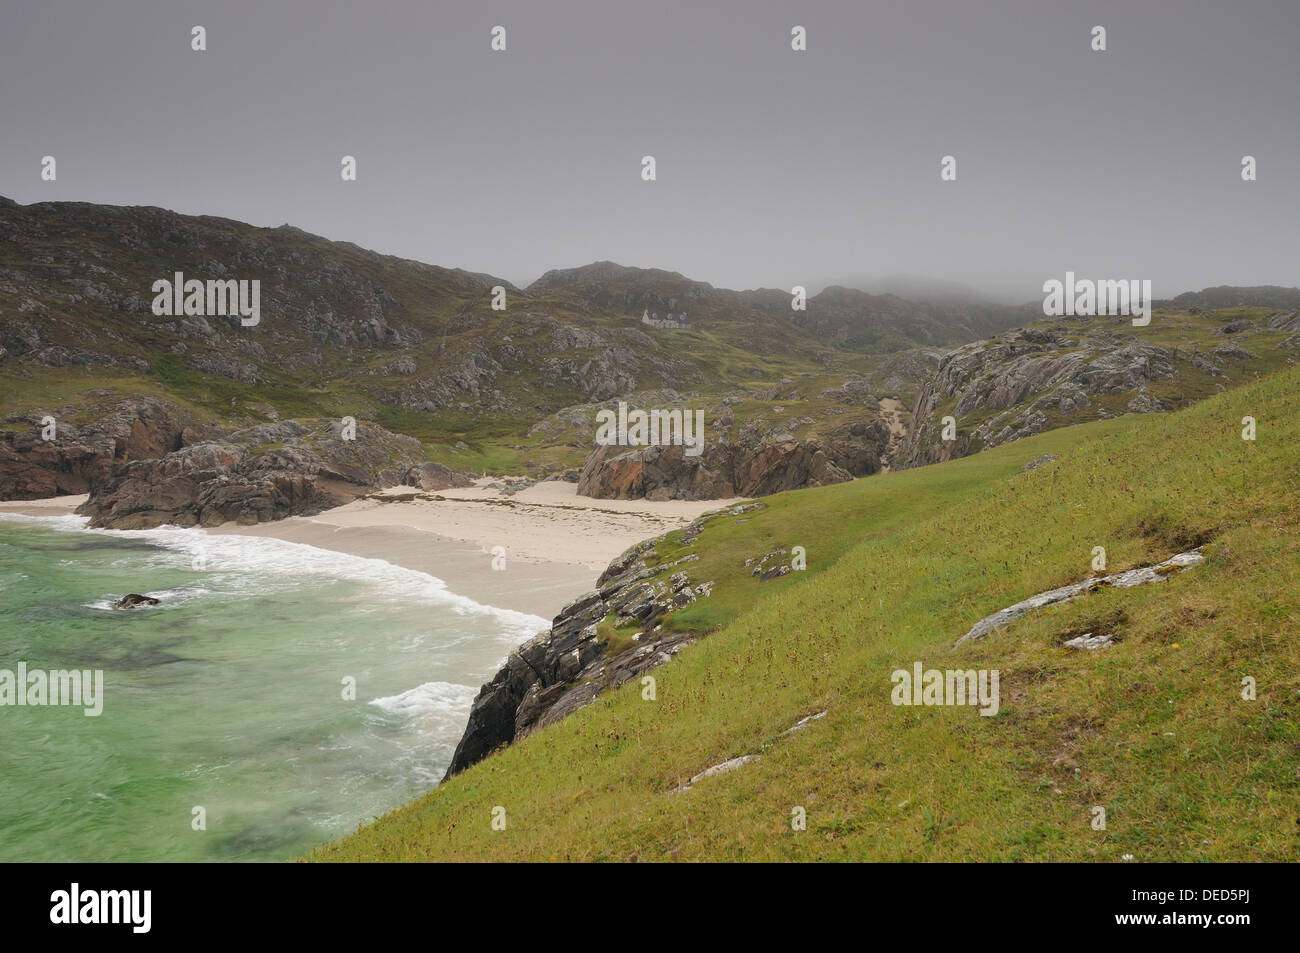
[442,530,725,779]
[901,329,1182,468]
[955,549,1205,646]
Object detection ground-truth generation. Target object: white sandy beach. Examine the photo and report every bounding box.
[0,494,91,515]
[0,481,742,620]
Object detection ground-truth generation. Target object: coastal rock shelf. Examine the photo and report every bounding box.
[1,397,476,530]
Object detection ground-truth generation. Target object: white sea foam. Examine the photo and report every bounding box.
[2,512,548,640]
[0,513,87,529]
[367,681,481,786]
[1,512,543,858]
[85,585,213,612]
[369,680,478,721]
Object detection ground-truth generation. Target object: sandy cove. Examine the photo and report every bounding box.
[0,481,743,621]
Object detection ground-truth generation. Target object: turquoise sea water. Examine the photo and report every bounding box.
[0,514,545,862]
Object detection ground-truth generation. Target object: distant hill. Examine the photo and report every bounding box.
[0,199,930,503]
[1168,285,1300,311]
[820,272,1013,305]
[787,284,1036,352]
[528,261,1036,353]
[3,195,1297,513]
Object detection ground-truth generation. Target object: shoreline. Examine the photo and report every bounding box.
[0,481,742,621]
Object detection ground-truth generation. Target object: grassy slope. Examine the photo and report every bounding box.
[313,367,1299,861]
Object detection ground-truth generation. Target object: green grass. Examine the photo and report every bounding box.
[596,615,640,656]
[310,365,1300,862]
[650,417,1133,636]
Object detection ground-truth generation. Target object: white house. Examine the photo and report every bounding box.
[641,308,690,329]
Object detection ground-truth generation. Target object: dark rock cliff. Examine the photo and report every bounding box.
[441,508,753,779]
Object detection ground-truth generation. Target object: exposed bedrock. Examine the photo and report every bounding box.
[575,420,890,501]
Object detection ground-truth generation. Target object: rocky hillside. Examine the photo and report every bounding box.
[0,197,711,420]
[0,197,939,505]
[4,195,1297,519]
[0,199,931,431]
[788,284,1036,352]
[900,306,1299,468]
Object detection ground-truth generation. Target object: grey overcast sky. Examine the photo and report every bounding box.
[1,0,1297,301]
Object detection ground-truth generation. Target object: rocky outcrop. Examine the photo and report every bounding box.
[574,419,890,501]
[1266,310,1300,333]
[901,328,1184,468]
[1062,632,1115,650]
[670,710,827,793]
[402,461,475,491]
[1021,453,1059,472]
[670,755,758,794]
[954,548,1205,646]
[443,531,727,779]
[0,397,199,499]
[79,419,428,529]
[746,548,793,580]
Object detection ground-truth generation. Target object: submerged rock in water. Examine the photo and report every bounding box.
[113,593,160,610]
